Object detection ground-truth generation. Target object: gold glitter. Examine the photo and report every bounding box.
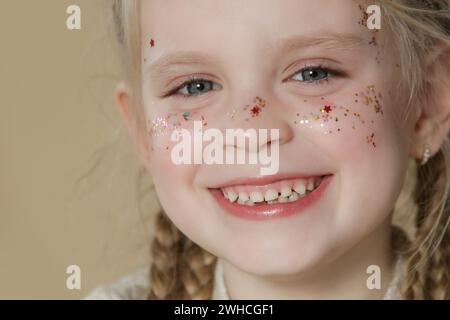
[148,116,169,137]
[366,133,377,148]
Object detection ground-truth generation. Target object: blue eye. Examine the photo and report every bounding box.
[166,78,222,99]
[181,80,214,95]
[292,67,330,82]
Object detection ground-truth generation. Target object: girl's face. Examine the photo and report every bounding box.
[138,0,412,275]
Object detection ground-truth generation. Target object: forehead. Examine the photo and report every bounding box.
[140,0,367,54]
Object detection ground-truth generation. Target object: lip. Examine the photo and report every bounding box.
[210,174,333,221]
[209,172,329,189]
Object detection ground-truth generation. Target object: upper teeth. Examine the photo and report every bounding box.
[238,192,249,202]
[221,177,323,206]
[250,191,264,203]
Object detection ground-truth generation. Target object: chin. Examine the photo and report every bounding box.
[222,236,337,278]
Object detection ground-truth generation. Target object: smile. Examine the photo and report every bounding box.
[210,174,333,220]
[221,176,324,205]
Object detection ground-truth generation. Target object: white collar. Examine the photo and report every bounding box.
[211,256,402,300]
[212,258,230,299]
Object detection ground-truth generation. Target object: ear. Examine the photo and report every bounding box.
[410,44,450,162]
[115,82,152,170]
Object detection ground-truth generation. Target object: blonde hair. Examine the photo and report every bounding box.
[111,0,450,299]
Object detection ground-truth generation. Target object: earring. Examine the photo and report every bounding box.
[420,143,431,166]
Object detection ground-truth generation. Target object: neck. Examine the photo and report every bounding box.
[221,216,395,299]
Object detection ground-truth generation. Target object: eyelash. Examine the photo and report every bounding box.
[161,74,213,100]
[162,65,345,100]
[290,64,345,84]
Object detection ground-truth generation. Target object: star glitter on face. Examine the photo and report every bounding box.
[251,106,261,117]
[148,113,183,137]
[321,105,333,113]
[369,30,379,46]
[366,132,377,148]
[358,4,369,27]
[243,96,267,118]
[359,85,384,115]
[295,90,380,135]
[182,111,190,121]
[148,116,169,137]
[147,110,209,138]
[357,3,381,65]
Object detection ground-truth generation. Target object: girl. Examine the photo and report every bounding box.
[86,0,450,299]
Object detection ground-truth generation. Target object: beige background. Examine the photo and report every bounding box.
[0,0,159,299]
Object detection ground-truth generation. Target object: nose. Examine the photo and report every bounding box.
[223,94,294,152]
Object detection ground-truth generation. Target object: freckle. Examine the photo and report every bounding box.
[335,117,339,122]
[297,113,300,117]
[166,147,169,150]
[355,100,359,103]
[352,125,355,129]
[344,113,348,117]
[337,128,341,132]
[294,121,297,124]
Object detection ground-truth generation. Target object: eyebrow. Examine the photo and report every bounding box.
[278,33,367,52]
[145,52,221,79]
[145,33,366,78]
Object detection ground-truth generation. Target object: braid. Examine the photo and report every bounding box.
[147,210,217,299]
[427,231,450,299]
[423,148,450,299]
[147,210,183,299]
[383,0,450,300]
[178,239,217,299]
[400,146,450,299]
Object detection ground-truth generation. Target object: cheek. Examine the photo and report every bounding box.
[146,127,200,231]
[291,85,408,237]
[292,85,405,163]
[147,115,195,175]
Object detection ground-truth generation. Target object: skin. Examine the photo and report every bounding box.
[117,0,450,299]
